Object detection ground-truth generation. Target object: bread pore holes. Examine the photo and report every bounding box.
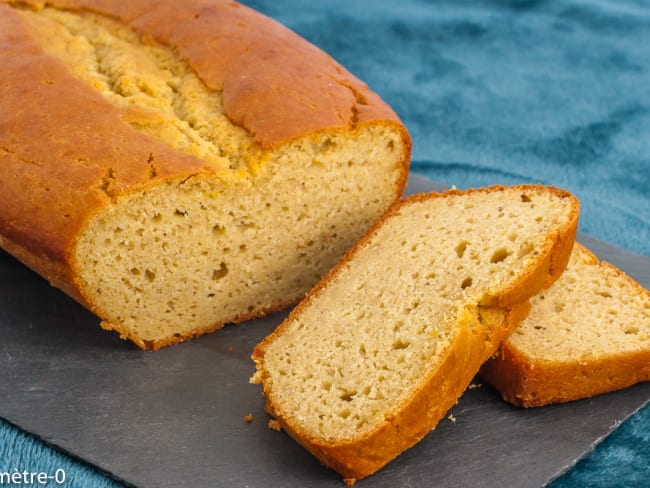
[339,391,357,402]
[238,220,256,230]
[490,248,511,264]
[392,338,411,350]
[315,138,338,154]
[212,262,228,280]
[455,241,468,258]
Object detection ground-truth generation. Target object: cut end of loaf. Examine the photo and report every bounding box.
[252,184,579,481]
[72,127,407,349]
[10,2,410,348]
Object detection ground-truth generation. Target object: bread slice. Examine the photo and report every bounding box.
[480,243,650,407]
[251,185,580,483]
[0,1,409,349]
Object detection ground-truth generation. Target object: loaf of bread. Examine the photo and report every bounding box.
[251,185,580,484]
[0,0,410,349]
[480,243,650,407]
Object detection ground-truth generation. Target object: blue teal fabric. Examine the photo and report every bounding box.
[0,421,123,487]
[1,0,648,486]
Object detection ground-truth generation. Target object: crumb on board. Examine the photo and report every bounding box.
[268,419,282,431]
[448,414,457,423]
[244,413,253,423]
[468,383,482,390]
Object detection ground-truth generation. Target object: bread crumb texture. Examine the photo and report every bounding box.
[0,2,408,348]
[511,245,650,357]
[252,186,579,480]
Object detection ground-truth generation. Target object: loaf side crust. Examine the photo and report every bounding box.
[481,341,650,408]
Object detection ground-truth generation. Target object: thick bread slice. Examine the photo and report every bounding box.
[0,1,410,349]
[251,185,580,483]
[480,243,650,407]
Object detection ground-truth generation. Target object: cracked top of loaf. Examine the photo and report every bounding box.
[5,0,401,144]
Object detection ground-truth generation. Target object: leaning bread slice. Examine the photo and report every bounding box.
[480,243,650,407]
[251,185,580,483]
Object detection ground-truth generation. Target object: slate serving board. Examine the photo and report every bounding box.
[1,174,648,488]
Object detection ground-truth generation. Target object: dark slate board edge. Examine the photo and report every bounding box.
[546,397,650,487]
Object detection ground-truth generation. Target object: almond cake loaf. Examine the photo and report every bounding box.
[0,0,410,349]
[251,185,580,484]
[480,242,650,407]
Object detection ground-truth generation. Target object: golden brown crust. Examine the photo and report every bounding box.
[252,184,579,481]
[4,0,404,146]
[480,243,650,407]
[481,342,650,408]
